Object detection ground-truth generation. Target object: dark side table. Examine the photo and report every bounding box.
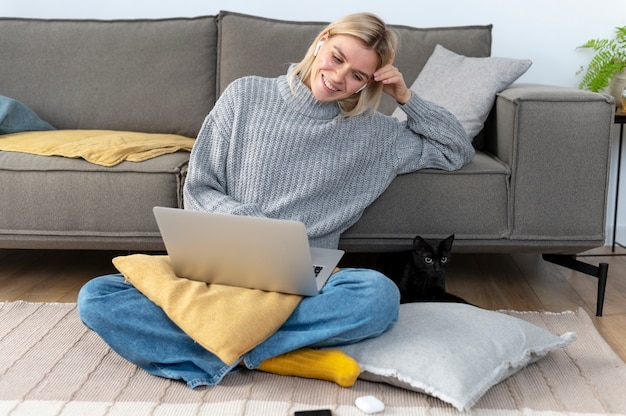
[611,108,626,251]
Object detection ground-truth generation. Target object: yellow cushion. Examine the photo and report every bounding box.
[0,130,195,166]
[112,254,303,366]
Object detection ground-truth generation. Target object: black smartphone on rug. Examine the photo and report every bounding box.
[294,410,332,416]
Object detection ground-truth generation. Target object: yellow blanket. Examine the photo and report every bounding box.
[0,130,195,166]
[112,254,303,366]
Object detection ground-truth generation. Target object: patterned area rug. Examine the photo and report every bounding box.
[1,301,625,415]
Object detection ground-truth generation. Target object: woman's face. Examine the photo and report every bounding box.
[307,34,379,102]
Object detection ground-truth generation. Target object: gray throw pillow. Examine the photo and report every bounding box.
[392,45,532,140]
[0,95,54,134]
[332,302,575,411]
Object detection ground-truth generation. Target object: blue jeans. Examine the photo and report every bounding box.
[77,268,399,388]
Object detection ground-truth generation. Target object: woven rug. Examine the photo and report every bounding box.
[1,302,625,415]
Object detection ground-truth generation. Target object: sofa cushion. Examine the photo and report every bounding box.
[0,151,188,249]
[216,11,492,115]
[0,16,217,138]
[340,151,510,251]
[216,11,326,97]
[392,45,532,140]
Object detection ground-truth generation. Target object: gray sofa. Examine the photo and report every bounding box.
[0,11,614,254]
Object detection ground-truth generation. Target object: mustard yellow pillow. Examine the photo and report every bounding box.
[113,254,302,366]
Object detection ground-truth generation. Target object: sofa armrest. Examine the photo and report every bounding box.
[491,84,614,249]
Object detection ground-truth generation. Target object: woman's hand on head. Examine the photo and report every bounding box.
[373,53,412,105]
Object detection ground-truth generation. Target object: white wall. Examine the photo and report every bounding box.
[4,0,626,243]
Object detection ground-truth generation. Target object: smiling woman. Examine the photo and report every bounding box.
[77,11,475,392]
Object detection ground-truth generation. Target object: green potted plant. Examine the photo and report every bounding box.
[577,26,626,108]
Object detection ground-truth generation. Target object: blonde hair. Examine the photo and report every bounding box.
[288,12,398,118]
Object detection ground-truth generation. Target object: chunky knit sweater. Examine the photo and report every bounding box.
[183,69,474,249]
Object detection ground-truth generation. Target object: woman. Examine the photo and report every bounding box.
[78,12,474,389]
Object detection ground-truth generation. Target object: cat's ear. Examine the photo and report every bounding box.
[440,234,455,252]
[413,235,429,252]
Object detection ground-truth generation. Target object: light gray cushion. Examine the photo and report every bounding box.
[392,45,532,139]
[334,303,575,412]
[0,95,54,134]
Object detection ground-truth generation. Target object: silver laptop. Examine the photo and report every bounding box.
[153,206,344,296]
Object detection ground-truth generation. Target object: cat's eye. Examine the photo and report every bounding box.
[441,257,448,264]
[424,257,433,264]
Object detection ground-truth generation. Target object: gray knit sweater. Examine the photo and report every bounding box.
[183,69,474,249]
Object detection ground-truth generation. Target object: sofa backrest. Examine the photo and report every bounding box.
[216,11,493,115]
[0,12,492,136]
[0,16,217,138]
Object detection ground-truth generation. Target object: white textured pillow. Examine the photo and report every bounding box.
[392,45,532,140]
[333,303,575,412]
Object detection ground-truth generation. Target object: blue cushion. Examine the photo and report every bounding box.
[0,95,54,134]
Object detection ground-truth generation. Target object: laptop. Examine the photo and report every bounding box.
[153,206,344,296]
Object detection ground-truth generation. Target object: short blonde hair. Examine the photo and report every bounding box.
[289,12,398,118]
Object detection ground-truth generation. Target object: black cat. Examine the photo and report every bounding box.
[376,234,469,304]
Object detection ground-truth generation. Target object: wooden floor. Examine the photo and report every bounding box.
[2,246,626,361]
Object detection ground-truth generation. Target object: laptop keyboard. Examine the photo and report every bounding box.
[313,265,323,277]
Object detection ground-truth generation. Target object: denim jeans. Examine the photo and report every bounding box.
[77,268,399,388]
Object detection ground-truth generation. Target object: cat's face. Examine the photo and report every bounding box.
[411,234,455,289]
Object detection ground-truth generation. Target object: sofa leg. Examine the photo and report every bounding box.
[542,254,608,317]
